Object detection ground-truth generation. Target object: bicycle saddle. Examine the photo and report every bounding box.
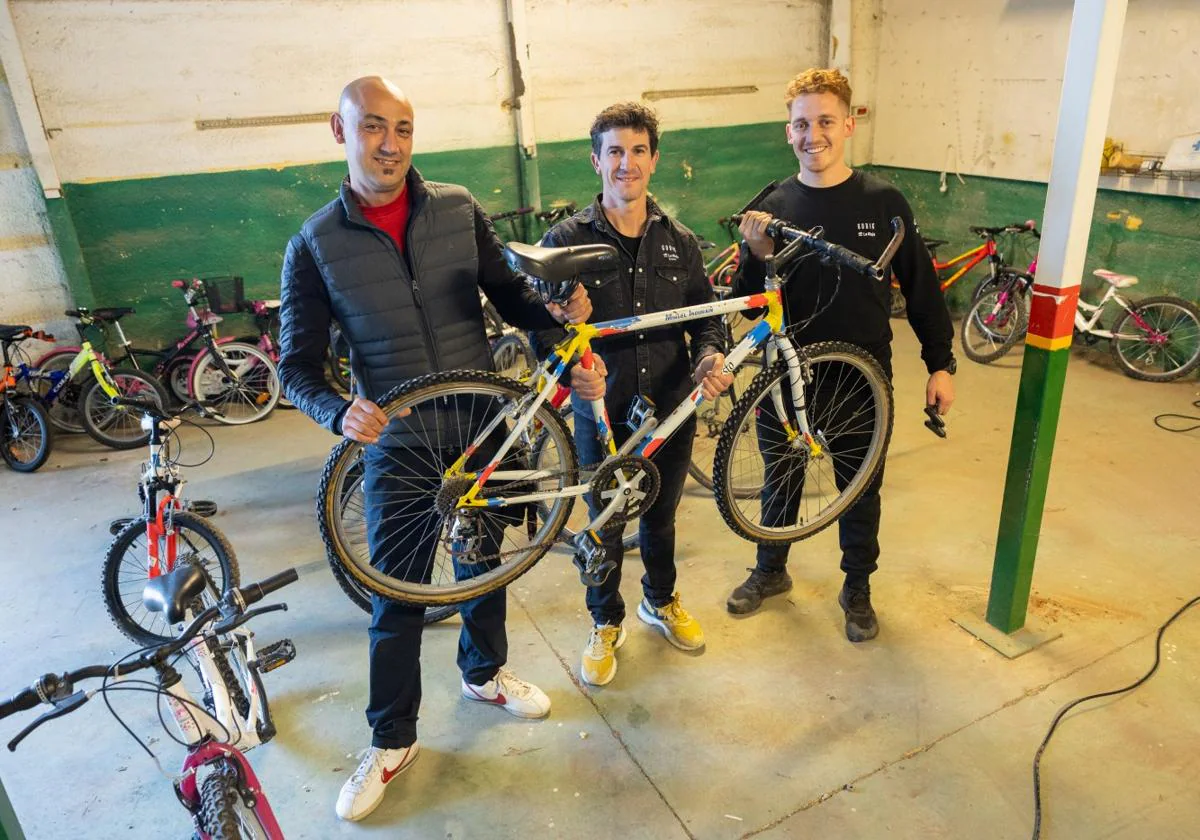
[922,237,948,250]
[697,239,717,250]
[0,324,32,341]
[143,564,208,624]
[505,241,619,286]
[1093,269,1138,288]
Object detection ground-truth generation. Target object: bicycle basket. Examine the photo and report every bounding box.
[202,276,246,315]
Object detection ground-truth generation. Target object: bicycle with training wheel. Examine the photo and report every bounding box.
[16,310,170,449]
[2,566,299,839]
[317,214,901,607]
[102,397,240,645]
[1,325,53,472]
[961,266,1200,379]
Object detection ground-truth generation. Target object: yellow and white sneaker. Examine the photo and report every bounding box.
[581,624,626,686]
[637,593,705,651]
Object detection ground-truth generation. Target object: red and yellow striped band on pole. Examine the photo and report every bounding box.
[1024,282,1080,351]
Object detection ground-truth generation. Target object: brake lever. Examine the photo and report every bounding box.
[923,405,947,439]
[7,691,91,752]
[211,603,289,636]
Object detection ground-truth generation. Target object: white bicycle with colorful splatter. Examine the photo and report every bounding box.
[321,216,903,607]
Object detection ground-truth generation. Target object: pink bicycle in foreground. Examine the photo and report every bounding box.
[2,567,299,839]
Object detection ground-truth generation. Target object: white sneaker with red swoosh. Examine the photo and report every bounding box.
[335,742,420,822]
[461,668,551,719]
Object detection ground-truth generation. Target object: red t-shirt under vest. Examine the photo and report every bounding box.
[359,187,411,253]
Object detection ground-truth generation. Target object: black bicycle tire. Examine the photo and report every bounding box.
[327,328,352,392]
[1108,296,1200,382]
[489,332,537,382]
[712,342,893,544]
[317,439,460,623]
[78,367,171,450]
[317,370,578,606]
[889,284,907,318]
[101,512,241,646]
[688,356,764,497]
[960,283,1029,364]
[198,758,255,840]
[2,395,52,473]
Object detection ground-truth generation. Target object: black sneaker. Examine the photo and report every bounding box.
[726,568,793,615]
[838,584,879,642]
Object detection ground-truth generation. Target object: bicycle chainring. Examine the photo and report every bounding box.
[586,455,661,522]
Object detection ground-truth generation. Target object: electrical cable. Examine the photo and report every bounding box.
[1153,399,1200,433]
[1030,594,1200,839]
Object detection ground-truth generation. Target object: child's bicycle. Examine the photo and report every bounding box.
[102,396,240,645]
[17,309,170,448]
[1,565,299,839]
[961,266,1200,379]
[317,214,901,607]
[1,325,53,472]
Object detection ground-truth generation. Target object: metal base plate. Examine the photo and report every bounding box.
[952,611,1063,659]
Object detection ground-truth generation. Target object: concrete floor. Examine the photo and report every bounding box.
[2,328,1199,840]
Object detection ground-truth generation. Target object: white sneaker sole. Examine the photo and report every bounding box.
[636,602,705,651]
[580,625,627,687]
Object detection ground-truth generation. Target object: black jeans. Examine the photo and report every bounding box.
[574,399,694,626]
[755,351,892,589]
[361,443,508,750]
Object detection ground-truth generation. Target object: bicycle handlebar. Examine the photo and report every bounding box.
[0,569,300,745]
[730,214,905,282]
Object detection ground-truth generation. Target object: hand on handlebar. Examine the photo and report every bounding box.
[738,211,776,260]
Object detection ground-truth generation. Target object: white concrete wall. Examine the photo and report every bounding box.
[0,68,74,338]
[869,0,1200,182]
[9,0,825,184]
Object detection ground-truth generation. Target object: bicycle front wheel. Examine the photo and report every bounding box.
[191,341,281,424]
[1109,296,1200,382]
[960,281,1029,364]
[712,342,893,544]
[689,356,763,496]
[198,758,267,840]
[2,395,51,473]
[323,370,578,606]
[318,441,460,623]
[79,367,170,449]
[102,511,240,645]
[32,349,84,433]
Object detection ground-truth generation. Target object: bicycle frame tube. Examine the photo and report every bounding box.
[1075,284,1136,339]
[935,241,992,290]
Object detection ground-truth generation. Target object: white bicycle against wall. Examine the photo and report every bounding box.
[961,267,1200,380]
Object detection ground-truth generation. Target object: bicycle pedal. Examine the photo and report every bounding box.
[109,517,136,536]
[624,395,656,433]
[253,639,296,673]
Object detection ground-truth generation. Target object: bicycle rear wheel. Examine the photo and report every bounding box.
[712,342,893,544]
[322,370,577,606]
[689,356,762,496]
[79,367,170,449]
[1,395,51,473]
[101,511,240,645]
[32,349,84,433]
[318,441,459,623]
[191,341,281,424]
[490,332,537,382]
[1109,296,1200,382]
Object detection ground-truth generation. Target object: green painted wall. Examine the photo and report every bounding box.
[61,126,1197,345]
[864,165,1200,313]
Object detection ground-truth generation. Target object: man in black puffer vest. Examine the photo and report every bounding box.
[279,76,600,823]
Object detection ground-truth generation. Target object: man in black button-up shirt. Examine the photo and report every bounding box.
[533,102,731,687]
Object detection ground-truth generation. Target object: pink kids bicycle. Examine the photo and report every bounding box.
[2,566,299,839]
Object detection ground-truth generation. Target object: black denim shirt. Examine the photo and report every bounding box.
[532,196,725,421]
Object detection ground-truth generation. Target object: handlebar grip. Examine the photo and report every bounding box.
[171,279,187,289]
[239,568,300,607]
[0,686,42,720]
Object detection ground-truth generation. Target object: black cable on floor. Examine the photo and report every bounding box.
[1031,594,1200,839]
[1154,399,1200,433]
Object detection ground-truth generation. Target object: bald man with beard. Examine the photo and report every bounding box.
[279,76,602,821]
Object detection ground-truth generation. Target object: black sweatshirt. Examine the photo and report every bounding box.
[735,171,954,374]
